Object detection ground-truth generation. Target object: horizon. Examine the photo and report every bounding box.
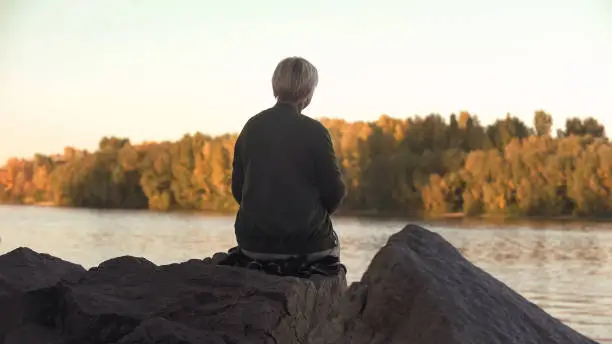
[1,0,611,162]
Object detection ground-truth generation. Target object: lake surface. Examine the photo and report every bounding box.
[0,205,611,342]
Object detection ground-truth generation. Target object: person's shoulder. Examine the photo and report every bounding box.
[299,115,330,137]
[249,108,273,122]
[241,108,275,130]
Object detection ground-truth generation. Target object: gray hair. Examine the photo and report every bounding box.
[271,57,319,104]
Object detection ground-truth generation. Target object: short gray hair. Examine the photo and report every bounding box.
[271,57,319,103]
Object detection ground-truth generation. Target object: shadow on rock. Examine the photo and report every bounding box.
[0,248,85,343]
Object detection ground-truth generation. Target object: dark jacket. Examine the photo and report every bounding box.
[231,102,346,255]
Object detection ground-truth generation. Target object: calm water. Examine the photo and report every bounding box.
[0,206,611,343]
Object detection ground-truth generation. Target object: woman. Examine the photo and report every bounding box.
[230,56,346,265]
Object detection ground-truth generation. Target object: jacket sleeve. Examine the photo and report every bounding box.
[314,125,346,214]
[231,134,244,205]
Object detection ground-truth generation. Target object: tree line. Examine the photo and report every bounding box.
[1,111,611,218]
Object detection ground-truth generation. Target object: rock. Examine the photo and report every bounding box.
[203,252,229,265]
[0,224,599,344]
[115,317,226,344]
[0,251,346,344]
[314,224,599,344]
[0,247,86,342]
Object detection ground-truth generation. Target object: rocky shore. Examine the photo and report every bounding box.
[0,224,600,344]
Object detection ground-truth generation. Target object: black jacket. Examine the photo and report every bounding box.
[231,102,346,254]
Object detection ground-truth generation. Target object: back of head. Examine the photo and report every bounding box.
[271,57,319,111]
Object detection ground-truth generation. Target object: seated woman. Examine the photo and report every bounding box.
[227,56,346,274]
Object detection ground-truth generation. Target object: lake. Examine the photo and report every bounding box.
[0,205,610,343]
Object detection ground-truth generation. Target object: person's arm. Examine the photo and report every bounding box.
[314,125,346,214]
[231,133,244,205]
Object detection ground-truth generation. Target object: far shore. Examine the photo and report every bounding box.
[2,202,612,227]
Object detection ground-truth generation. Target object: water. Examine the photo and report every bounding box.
[0,205,611,342]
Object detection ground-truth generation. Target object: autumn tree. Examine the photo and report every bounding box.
[2,110,612,219]
[533,110,553,137]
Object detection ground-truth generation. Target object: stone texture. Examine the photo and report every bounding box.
[0,224,601,344]
[313,224,599,344]
[115,317,225,344]
[0,250,346,344]
[0,247,86,343]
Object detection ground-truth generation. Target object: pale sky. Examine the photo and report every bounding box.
[1,0,611,162]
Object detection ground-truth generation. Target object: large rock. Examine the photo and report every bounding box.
[0,247,86,343]
[0,224,599,344]
[313,224,599,344]
[0,251,346,344]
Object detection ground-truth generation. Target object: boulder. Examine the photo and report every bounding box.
[312,224,599,344]
[0,247,86,343]
[0,251,346,344]
[0,224,600,344]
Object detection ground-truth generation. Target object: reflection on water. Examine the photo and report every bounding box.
[0,206,611,342]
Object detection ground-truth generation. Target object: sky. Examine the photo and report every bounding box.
[0,0,611,162]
